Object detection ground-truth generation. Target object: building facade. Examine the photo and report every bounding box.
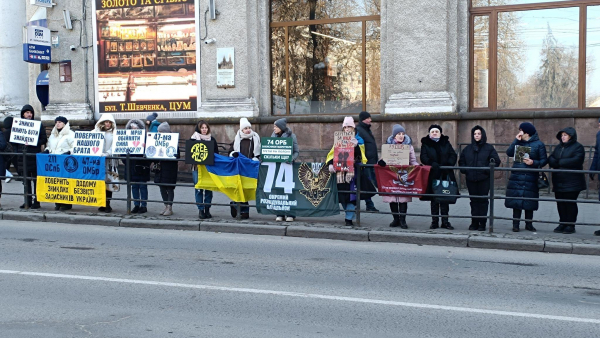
[1,0,599,159]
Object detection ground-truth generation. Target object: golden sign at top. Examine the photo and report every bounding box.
[98,0,192,10]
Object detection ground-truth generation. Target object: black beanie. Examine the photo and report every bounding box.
[55,116,68,124]
[519,122,536,136]
[428,124,443,133]
[359,111,371,122]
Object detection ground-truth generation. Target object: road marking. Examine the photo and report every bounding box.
[1,269,599,324]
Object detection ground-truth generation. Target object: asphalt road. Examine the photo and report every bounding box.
[1,220,599,337]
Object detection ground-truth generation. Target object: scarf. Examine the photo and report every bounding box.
[430,136,440,142]
[191,132,212,141]
[233,130,261,157]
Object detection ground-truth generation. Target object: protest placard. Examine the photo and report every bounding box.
[261,137,293,162]
[9,118,41,145]
[112,129,146,155]
[382,144,411,165]
[73,131,105,156]
[145,133,179,159]
[185,140,215,165]
[333,131,355,172]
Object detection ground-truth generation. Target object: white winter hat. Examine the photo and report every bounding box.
[240,117,251,130]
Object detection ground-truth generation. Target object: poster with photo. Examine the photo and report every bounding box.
[94,0,197,113]
[217,47,235,88]
[145,133,179,159]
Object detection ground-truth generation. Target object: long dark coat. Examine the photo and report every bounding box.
[458,126,501,182]
[420,135,457,201]
[548,127,586,193]
[154,148,181,187]
[505,133,548,211]
[355,121,378,164]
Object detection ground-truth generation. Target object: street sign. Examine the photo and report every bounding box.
[23,25,51,64]
[31,0,54,8]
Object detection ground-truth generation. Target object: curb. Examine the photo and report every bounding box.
[468,236,545,252]
[2,211,45,222]
[120,218,200,231]
[572,243,600,255]
[201,222,286,236]
[45,213,121,227]
[286,226,369,242]
[369,231,469,247]
[543,241,573,254]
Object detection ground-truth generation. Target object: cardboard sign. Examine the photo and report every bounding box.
[261,137,293,162]
[73,131,105,156]
[9,118,41,145]
[145,133,179,159]
[333,131,355,172]
[382,144,411,165]
[185,140,215,165]
[112,129,146,155]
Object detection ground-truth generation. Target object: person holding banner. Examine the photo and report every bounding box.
[420,124,458,230]
[229,117,261,219]
[326,117,367,226]
[379,124,419,229]
[125,119,150,214]
[13,105,47,209]
[94,113,119,213]
[153,122,180,216]
[458,126,501,231]
[191,120,219,219]
[45,116,76,211]
[272,118,300,222]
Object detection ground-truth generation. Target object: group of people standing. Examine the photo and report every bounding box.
[1,105,599,236]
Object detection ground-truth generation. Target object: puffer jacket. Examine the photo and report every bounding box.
[505,133,548,211]
[356,121,378,164]
[47,123,75,154]
[458,125,501,182]
[12,105,48,174]
[420,134,457,201]
[548,127,586,193]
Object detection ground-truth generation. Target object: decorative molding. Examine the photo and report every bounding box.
[0,105,24,117]
[197,97,258,117]
[42,103,94,121]
[385,92,457,114]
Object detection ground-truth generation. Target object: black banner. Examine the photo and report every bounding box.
[185,140,215,165]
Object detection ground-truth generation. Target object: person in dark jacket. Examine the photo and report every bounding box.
[459,125,501,231]
[548,127,586,234]
[272,118,300,222]
[12,105,48,209]
[125,119,150,214]
[590,118,600,237]
[420,124,457,230]
[153,122,180,216]
[505,122,548,232]
[191,120,219,219]
[355,111,379,212]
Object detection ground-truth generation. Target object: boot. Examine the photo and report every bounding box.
[241,213,250,220]
[163,205,173,216]
[131,206,140,214]
[440,204,452,229]
[160,204,168,215]
[553,224,566,233]
[430,202,439,229]
[441,221,454,230]
[389,203,400,227]
[138,206,147,214]
[199,209,206,219]
[525,222,536,232]
[204,207,212,219]
[512,209,521,232]
[562,225,575,234]
[345,219,353,226]
[399,203,408,229]
[478,219,486,231]
[104,201,112,213]
[468,221,478,231]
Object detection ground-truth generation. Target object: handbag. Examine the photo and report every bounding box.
[105,164,121,192]
[432,175,459,204]
[538,172,549,189]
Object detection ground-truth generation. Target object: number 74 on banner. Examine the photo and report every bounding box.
[262,162,295,194]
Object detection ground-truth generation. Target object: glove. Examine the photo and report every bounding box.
[252,157,260,162]
[431,162,440,170]
[590,173,595,181]
[350,138,358,146]
[377,159,386,167]
[231,152,239,158]
[62,151,71,155]
[329,164,336,173]
[43,149,50,154]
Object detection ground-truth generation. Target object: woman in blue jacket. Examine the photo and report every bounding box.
[505,123,548,232]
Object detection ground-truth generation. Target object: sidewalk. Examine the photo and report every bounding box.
[2,178,599,254]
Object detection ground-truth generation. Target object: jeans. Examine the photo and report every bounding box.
[159,187,175,205]
[131,184,148,207]
[341,202,356,220]
[555,191,580,226]
[363,167,377,209]
[195,189,213,210]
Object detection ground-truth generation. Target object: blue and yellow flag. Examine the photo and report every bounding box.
[196,154,260,202]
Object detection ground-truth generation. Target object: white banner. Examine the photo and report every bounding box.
[112,129,146,155]
[145,133,179,159]
[73,131,105,156]
[9,118,41,145]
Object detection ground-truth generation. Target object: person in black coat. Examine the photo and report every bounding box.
[12,105,48,209]
[153,122,180,216]
[459,126,501,231]
[124,119,150,214]
[355,111,379,212]
[590,118,600,237]
[548,127,586,234]
[420,124,457,230]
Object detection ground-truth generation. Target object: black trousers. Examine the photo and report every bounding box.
[466,180,490,225]
[555,191,580,226]
[430,201,450,224]
[512,209,534,226]
[20,170,37,204]
[159,187,175,205]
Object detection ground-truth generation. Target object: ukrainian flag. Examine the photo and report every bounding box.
[196,154,260,202]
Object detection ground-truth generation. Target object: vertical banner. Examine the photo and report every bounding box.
[382,144,411,165]
[333,131,354,172]
[94,0,197,113]
[145,133,179,159]
[375,165,431,198]
[217,47,235,88]
[256,162,339,217]
[36,154,107,207]
[73,131,105,156]
[260,137,293,162]
[9,118,41,145]
[112,129,146,155]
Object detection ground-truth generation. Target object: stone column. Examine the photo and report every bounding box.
[0,1,29,116]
